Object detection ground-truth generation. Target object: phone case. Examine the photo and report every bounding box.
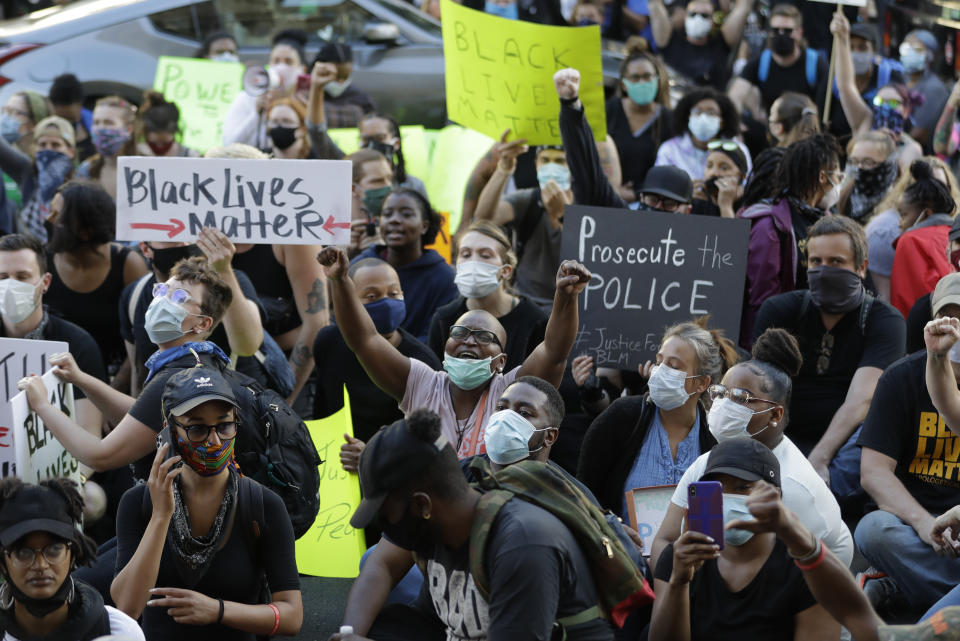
[687,481,725,549]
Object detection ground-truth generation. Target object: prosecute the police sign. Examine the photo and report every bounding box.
[115,156,352,245]
[561,205,750,370]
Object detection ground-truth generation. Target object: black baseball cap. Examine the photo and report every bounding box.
[702,437,781,488]
[350,415,451,529]
[161,367,238,418]
[640,166,693,204]
[849,22,879,48]
[0,484,78,547]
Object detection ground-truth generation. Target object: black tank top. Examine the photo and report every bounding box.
[46,243,131,367]
[231,244,300,336]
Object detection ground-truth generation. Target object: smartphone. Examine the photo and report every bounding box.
[687,481,724,549]
[296,73,311,91]
[156,430,182,468]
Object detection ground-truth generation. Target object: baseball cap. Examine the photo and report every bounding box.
[640,166,693,203]
[161,367,238,418]
[34,115,75,149]
[701,437,781,488]
[350,414,451,529]
[906,29,938,53]
[0,484,78,547]
[879,606,960,640]
[849,22,879,48]
[932,273,960,317]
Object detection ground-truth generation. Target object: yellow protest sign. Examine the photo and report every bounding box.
[153,56,244,153]
[425,210,453,264]
[295,388,367,578]
[441,0,605,145]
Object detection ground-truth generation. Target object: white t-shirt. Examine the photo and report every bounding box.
[3,605,144,641]
[670,435,855,566]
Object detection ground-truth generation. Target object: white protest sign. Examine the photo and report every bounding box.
[625,485,677,557]
[115,156,353,246]
[807,0,866,7]
[0,338,68,477]
[12,369,80,484]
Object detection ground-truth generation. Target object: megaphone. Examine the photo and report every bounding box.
[242,65,281,96]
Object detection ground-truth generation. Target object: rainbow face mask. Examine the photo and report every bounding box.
[175,435,235,476]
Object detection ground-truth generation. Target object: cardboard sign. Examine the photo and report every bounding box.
[11,370,79,484]
[625,485,677,557]
[153,56,244,153]
[561,205,750,370]
[115,156,352,245]
[441,0,606,145]
[295,387,366,578]
[0,338,68,477]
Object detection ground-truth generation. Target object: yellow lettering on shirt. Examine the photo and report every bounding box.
[919,412,939,437]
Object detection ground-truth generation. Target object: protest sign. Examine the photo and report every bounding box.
[0,338,68,477]
[560,205,750,370]
[11,370,79,484]
[153,56,244,153]
[808,0,866,7]
[625,485,676,557]
[441,0,606,145]
[115,156,352,245]
[296,387,366,578]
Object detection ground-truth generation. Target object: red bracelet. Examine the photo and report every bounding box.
[794,540,827,571]
[268,603,280,636]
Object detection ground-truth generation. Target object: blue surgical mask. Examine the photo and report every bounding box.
[484,409,549,464]
[211,52,239,64]
[0,115,21,144]
[723,493,756,546]
[363,297,406,335]
[688,113,721,142]
[899,45,927,73]
[444,354,497,390]
[537,163,571,192]
[851,51,874,75]
[624,78,659,106]
[485,0,518,19]
[144,295,189,345]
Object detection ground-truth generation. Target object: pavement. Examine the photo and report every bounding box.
[294,576,354,641]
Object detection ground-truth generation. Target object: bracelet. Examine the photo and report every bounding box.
[217,599,224,624]
[268,603,280,636]
[559,95,579,105]
[794,539,827,571]
[787,534,819,561]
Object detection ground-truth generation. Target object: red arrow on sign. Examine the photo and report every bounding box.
[130,219,185,239]
[322,216,350,236]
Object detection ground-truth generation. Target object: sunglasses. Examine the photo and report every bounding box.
[707,140,739,151]
[449,325,503,348]
[872,96,903,110]
[153,282,194,305]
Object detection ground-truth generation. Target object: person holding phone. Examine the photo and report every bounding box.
[650,437,840,641]
[111,366,303,641]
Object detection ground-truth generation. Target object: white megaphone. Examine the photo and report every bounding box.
[242,65,281,96]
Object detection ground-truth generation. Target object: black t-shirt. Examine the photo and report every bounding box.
[753,290,906,452]
[115,479,300,641]
[858,351,960,514]
[740,49,828,111]
[653,539,816,641]
[410,499,612,641]
[605,98,674,192]
[661,30,731,90]
[906,293,932,354]
[312,325,440,443]
[506,189,562,303]
[427,295,547,373]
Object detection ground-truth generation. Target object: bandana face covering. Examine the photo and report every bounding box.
[847,160,898,220]
[872,105,906,136]
[175,434,235,476]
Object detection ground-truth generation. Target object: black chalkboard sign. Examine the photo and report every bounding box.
[560,204,751,369]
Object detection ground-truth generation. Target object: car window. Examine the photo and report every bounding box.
[213,0,379,45]
[149,1,221,41]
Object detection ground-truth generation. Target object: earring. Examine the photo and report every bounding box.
[769,421,778,430]
[423,513,431,520]
[0,582,13,610]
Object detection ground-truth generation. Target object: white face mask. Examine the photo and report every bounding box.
[269,63,299,90]
[325,77,353,98]
[685,13,713,40]
[850,51,874,76]
[0,278,40,324]
[455,261,502,299]
[648,364,695,410]
[212,52,239,64]
[688,112,722,142]
[819,174,841,210]
[707,397,774,441]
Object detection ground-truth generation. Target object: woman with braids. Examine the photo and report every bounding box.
[738,133,843,347]
[77,96,136,201]
[135,91,199,158]
[353,188,457,341]
[889,159,958,317]
[605,49,673,203]
[650,328,854,568]
[577,318,738,516]
[0,477,143,640]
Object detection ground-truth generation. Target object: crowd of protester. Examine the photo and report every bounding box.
[0,0,958,638]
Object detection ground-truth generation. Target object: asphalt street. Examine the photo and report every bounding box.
[295,576,353,640]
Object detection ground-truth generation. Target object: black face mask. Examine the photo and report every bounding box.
[149,244,202,279]
[771,32,795,56]
[364,139,396,166]
[380,500,431,554]
[268,125,298,151]
[7,574,73,617]
[808,266,865,314]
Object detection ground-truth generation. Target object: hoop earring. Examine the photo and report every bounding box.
[0,582,13,610]
[66,576,75,604]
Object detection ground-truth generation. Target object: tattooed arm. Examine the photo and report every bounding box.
[283,244,331,404]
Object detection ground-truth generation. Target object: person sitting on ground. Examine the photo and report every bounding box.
[111,366,302,640]
[317,246,590,459]
[649,438,840,641]
[0,478,144,640]
[753,216,905,500]
[650,328,854,568]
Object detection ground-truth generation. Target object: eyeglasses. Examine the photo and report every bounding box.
[872,96,903,110]
[153,282,194,305]
[641,193,682,212]
[707,140,739,151]
[708,384,778,408]
[848,157,881,170]
[170,418,238,443]
[6,541,69,568]
[816,332,834,375]
[449,325,503,348]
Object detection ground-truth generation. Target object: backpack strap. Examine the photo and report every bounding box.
[758,49,771,84]
[805,49,818,88]
[859,293,875,334]
[877,58,893,88]
[467,489,513,602]
[127,273,152,328]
